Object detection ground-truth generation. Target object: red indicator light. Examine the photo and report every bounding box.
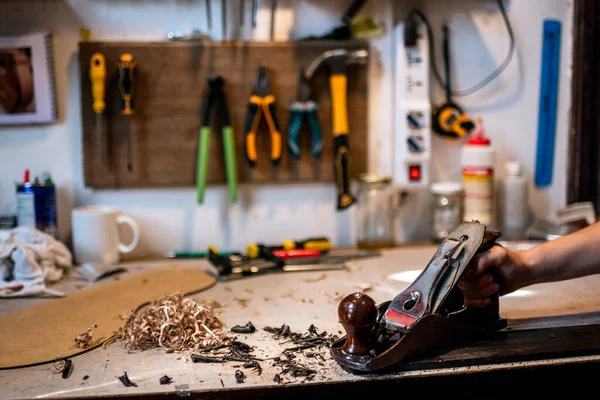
[409,165,421,181]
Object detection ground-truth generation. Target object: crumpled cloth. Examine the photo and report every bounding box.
[0,227,72,298]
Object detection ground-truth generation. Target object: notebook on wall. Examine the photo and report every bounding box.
[0,32,58,125]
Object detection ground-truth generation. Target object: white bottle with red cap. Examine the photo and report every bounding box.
[461,117,495,227]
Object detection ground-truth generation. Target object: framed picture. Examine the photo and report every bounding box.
[0,32,57,125]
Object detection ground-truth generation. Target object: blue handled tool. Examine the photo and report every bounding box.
[288,67,323,159]
[534,19,561,187]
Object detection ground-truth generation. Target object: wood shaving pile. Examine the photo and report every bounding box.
[74,325,97,349]
[116,292,229,353]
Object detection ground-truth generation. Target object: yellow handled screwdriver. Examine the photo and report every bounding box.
[117,53,136,172]
[89,53,106,165]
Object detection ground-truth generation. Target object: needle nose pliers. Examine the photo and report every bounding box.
[196,76,238,204]
[288,67,323,159]
[244,62,282,167]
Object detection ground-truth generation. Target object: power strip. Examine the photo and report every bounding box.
[393,18,431,188]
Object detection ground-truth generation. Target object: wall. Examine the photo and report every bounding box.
[0,0,573,256]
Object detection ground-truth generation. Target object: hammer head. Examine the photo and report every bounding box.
[305,48,369,78]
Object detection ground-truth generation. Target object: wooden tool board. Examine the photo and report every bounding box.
[78,40,369,189]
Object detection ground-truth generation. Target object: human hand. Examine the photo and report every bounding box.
[457,245,533,308]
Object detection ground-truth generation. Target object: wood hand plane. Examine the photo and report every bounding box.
[330,220,508,373]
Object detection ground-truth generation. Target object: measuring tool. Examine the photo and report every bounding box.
[534,19,561,188]
[117,53,136,173]
[89,53,106,165]
[431,25,475,140]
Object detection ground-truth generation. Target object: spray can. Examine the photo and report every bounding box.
[460,118,495,227]
[16,169,58,238]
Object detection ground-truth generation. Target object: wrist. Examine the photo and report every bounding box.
[520,245,545,286]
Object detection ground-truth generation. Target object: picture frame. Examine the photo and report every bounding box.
[0,32,57,125]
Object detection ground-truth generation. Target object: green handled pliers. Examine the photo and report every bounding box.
[196,76,237,204]
[288,67,323,159]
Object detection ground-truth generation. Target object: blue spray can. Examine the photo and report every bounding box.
[16,169,58,238]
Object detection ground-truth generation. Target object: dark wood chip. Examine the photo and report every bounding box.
[117,372,137,387]
[235,370,245,384]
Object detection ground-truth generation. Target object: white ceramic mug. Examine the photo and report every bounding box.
[71,206,140,265]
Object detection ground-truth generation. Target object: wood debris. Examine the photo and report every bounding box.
[223,286,232,292]
[115,292,228,353]
[117,372,137,387]
[303,273,326,283]
[234,297,250,308]
[52,356,72,379]
[74,325,97,349]
[235,370,245,383]
[353,283,375,292]
[244,288,254,294]
[230,321,256,334]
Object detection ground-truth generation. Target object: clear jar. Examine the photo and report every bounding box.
[431,182,463,242]
[357,175,396,249]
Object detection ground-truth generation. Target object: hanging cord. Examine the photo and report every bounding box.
[406,0,515,97]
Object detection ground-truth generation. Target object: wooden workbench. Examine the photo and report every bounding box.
[2,244,600,399]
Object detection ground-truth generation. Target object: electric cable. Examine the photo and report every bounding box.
[406,0,515,97]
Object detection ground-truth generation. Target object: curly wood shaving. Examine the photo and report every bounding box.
[116,292,229,353]
[74,325,98,349]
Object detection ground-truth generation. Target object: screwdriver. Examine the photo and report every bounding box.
[89,53,106,165]
[117,53,136,172]
[206,0,212,30]
[246,237,332,259]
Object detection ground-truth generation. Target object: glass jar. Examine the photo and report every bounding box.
[357,175,396,249]
[430,181,463,242]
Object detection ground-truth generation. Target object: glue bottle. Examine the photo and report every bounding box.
[461,117,495,227]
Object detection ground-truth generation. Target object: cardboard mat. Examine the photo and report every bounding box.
[0,264,216,369]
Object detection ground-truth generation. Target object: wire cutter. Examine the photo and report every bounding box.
[288,67,323,159]
[196,76,238,204]
[244,62,282,167]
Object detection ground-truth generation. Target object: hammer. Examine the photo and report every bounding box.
[306,49,369,210]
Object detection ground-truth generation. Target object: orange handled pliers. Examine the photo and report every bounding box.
[244,62,282,167]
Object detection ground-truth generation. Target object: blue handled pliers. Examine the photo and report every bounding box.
[287,67,323,159]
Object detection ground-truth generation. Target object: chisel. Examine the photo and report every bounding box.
[89,53,106,165]
[117,53,136,172]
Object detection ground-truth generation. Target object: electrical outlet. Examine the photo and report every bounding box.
[393,19,431,188]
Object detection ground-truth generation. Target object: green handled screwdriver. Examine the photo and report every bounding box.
[197,76,237,204]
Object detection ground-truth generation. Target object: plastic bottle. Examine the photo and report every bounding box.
[500,161,528,240]
[461,117,495,227]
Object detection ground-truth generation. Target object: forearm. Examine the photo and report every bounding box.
[522,222,600,285]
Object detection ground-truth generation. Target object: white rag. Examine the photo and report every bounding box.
[0,227,72,298]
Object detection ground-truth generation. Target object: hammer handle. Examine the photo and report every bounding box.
[330,74,354,210]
